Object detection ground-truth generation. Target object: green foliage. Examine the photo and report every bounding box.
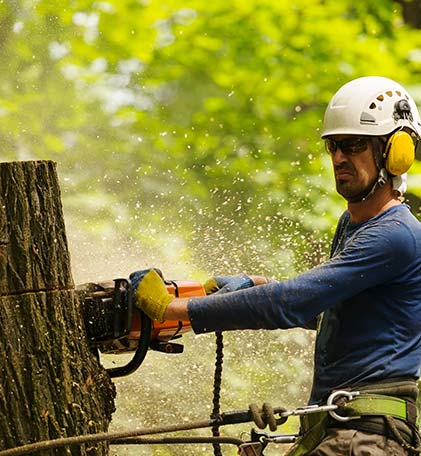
[2,1,421,454]
[1,0,421,278]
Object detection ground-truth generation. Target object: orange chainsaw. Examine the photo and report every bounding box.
[77,277,205,377]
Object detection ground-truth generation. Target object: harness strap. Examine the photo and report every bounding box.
[339,394,411,423]
[286,412,328,456]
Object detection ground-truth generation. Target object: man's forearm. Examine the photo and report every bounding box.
[164,297,190,321]
[163,276,270,323]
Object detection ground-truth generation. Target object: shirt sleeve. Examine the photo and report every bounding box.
[187,219,417,334]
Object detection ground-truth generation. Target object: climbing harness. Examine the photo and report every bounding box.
[284,389,421,456]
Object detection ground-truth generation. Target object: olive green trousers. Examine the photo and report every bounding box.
[308,428,408,455]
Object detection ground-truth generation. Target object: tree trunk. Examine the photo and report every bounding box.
[396,0,421,29]
[0,160,115,454]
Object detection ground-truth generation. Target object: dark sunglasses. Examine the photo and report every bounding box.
[325,137,371,156]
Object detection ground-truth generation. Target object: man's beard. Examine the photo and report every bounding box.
[335,164,378,203]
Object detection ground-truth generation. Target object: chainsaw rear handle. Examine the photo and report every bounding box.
[106,307,152,378]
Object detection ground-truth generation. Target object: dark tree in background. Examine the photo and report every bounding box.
[397,0,421,29]
[0,160,115,454]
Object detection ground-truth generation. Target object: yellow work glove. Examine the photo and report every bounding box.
[130,269,174,323]
[203,277,220,295]
[203,274,254,295]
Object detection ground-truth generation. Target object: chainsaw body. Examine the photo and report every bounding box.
[77,278,205,376]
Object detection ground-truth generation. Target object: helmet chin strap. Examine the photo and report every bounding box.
[360,168,388,202]
[347,168,388,203]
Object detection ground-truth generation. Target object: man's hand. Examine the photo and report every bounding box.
[129,269,174,323]
[203,273,255,295]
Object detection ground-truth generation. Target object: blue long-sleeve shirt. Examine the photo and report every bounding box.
[187,204,421,403]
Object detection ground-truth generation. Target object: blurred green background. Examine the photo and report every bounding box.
[1,0,421,454]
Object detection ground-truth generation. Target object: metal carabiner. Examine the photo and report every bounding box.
[326,390,360,422]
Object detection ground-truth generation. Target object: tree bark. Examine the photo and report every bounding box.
[0,160,115,454]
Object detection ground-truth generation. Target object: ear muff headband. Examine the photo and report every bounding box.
[384,131,415,176]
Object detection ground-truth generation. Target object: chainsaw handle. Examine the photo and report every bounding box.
[106,308,152,378]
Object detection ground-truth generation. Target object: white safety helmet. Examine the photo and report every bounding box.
[321,76,421,139]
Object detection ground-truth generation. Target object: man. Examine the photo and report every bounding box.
[132,76,421,455]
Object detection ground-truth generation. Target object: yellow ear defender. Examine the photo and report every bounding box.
[383,130,415,176]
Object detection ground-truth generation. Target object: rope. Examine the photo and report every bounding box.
[385,416,421,454]
[0,420,215,456]
[211,331,224,456]
[111,436,243,445]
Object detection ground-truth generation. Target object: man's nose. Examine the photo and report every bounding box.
[330,148,348,164]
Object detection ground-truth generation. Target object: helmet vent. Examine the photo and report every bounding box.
[360,112,377,124]
[368,90,410,111]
